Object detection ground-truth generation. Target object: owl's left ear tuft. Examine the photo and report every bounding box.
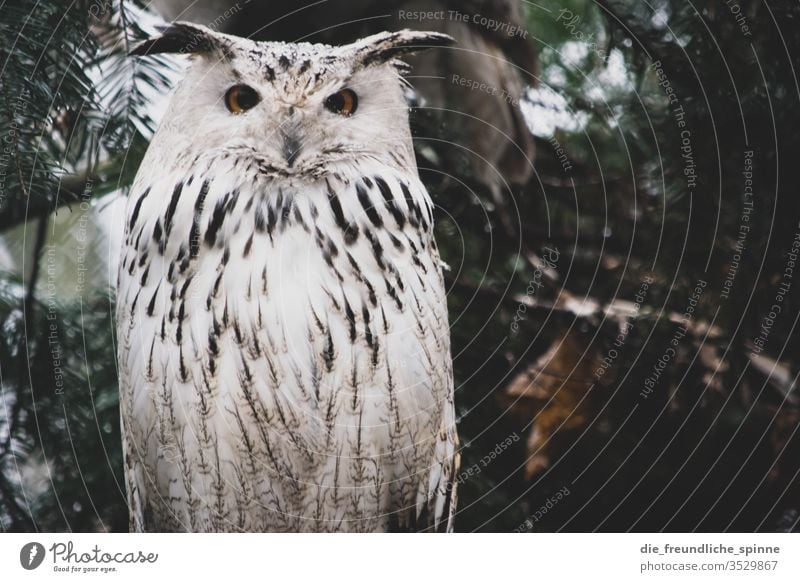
[130,22,224,57]
[353,30,455,67]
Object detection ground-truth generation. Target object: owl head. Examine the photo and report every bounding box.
[132,23,454,179]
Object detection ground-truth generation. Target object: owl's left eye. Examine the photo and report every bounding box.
[324,88,358,117]
[225,84,260,114]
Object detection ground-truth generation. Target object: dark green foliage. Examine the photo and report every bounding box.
[0,0,167,531]
[0,276,125,532]
[0,0,96,225]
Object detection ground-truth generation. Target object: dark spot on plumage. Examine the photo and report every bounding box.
[267,204,277,238]
[327,183,359,244]
[299,59,311,74]
[357,181,383,228]
[264,64,275,81]
[350,366,359,411]
[212,313,222,338]
[167,261,176,283]
[344,297,357,342]
[278,55,290,69]
[138,251,148,268]
[160,316,166,340]
[127,257,135,276]
[310,305,326,334]
[134,227,144,252]
[179,276,192,299]
[388,232,404,250]
[233,318,243,345]
[147,339,155,380]
[208,331,219,356]
[323,288,341,312]
[153,219,163,243]
[280,197,294,231]
[327,239,339,258]
[314,226,325,249]
[384,278,403,310]
[243,233,254,258]
[222,247,230,266]
[362,176,373,188]
[139,265,150,286]
[412,290,423,313]
[400,182,420,229]
[375,176,406,229]
[194,180,211,211]
[380,305,389,334]
[346,252,361,274]
[323,330,335,372]
[293,202,309,232]
[176,305,185,344]
[190,180,211,259]
[415,270,428,291]
[249,329,263,358]
[179,255,191,274]
[254,204,266,233]
[128,188,149,232]
[130,289,140,316]
[416,314,425,335]
[412,253,428,274]
[365,279,377,307]
[146,284,160,317]
[322,248,335,269]
[364,229,386,270]
[205,197,228,247]
[362,304,373,341]
[370,340,381,372]
[419,202,430,231]
[164,182,183,236]
[179,346,188,383]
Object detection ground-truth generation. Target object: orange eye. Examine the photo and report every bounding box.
[225,84,260,114]
[324,88,358,116]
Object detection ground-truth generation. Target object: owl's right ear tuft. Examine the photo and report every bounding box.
[129,22,222,57]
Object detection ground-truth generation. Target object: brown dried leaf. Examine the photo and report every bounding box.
[503,327,604,480]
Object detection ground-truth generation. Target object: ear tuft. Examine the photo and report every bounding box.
[129,22,222,57]
[355,30,455,67]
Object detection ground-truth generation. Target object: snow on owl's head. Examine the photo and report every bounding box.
[132,23,454,178]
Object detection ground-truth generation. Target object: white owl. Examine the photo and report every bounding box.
[116,22,459,532]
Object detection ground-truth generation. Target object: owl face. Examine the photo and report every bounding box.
[133,23,454,179]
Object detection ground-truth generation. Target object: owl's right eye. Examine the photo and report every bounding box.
[225,85,260,114]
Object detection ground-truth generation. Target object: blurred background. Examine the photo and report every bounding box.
[1,0,799,532]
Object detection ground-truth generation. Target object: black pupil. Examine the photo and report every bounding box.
[325,92,346,113]
[233,85,258,110]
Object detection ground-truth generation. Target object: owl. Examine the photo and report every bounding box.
[116,22,459,532]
